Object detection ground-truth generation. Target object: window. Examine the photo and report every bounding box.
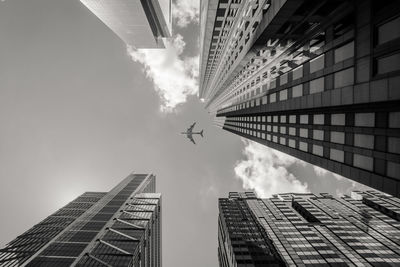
[273,126,278,133]
[355,113,375,127]
[313,130,324,141]
[389,111,400,128]
[267,125,271,132]
[289,139,296,148]
[388,137,400,154]
[262,116,266,122]
[334,68,354,88]
[300,128,308,138]
[280,89,288,101]
[273,116,279,123]
[289,115,296,124]
[378,16,400,45]
[387,161,400,179]
[280,115,287,123]
[353,154,373,171]
[299,142,308,151]
[312,145,324,156]
[270,79,276,89]
[280,137,286,145]
[330,149,344,162]
[280,126,287,134]
[310,77,324,94]
[292,65,303,80]
[300,115,309,124]
[292,84,303,98]
[267,116,272,123]
[280,73,288,85]
[331,114,345,126]
[354,134,374,149]
[330,132,345,144]
[262,133,266,139]
[335,40,355,63]
[310,54,325,73]
[377,53,400,74]
[289,127,296,136]
[273,136,278,143]
[267,134,271,141]
[314,114,324,125]
[270,93,276,103]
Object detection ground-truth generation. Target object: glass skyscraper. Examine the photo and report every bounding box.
[219,191,400,266]
[0,173,161,267]
[80,0,171,49]
[200,0,400,197]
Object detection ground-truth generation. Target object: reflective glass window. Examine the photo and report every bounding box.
[378,16,400,44]
[331,114,345,126]
[334,68,354,88]
[292,65,303,80]
[388,137,400,154]
[377,53,400,74]
[312,145,324,156]
[314,114,324,125]
[354,134,374,149]
[331,132,345,144]
[353,154,373,171]
[310,77,324,94]
[313,130,324,140]
[310,54,325,73]
[330,149,344,162]
[292,84,303,98]
[355,113,375,127]
[334,41,354,63]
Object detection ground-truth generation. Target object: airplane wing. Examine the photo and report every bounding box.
[187,122,196,133]
[188,135,196,145]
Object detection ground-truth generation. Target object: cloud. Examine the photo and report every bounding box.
[313,166,345,181]
[128,34,199,112]
[234,140,308,198]
[172,0,200,28]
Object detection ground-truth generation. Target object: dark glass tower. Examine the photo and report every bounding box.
[0,173,161,267]
[219,191,400,266]
[200,0,400,197]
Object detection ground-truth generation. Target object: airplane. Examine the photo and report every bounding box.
[181,122,204,145]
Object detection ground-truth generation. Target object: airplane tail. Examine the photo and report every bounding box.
[200,130,204,137]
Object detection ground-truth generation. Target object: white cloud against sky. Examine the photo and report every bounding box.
[234,140,309,198]
[127,0,200,112]
[172,0,200,28]
[128,35,199,112]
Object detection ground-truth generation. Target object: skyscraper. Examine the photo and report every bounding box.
[80,0,171,48]
[200,0,400,197]
[0,173,161,267]
[219,191,400,266]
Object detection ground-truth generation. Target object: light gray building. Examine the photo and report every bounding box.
[0,173,161,267]
[80,0,172,48]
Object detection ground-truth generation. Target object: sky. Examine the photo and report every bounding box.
[0,0,370,266]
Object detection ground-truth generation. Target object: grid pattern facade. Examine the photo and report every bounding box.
[219,191,400,267]
[218,192,285,267]
[200,0,400,197]
[0,173,161,267]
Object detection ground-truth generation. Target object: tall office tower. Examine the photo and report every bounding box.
[218,191,400,266]
[200,0,400,197]
[80,0,171,48]
[0,173,161,267]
